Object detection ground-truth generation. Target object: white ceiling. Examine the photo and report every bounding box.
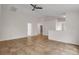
[39,4,79,16]
[3,4,79,16]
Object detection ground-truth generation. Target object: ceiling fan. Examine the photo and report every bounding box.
[30,4,43,11]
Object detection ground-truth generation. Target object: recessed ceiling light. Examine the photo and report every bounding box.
[61,12,66,18]
[63,15,66,18]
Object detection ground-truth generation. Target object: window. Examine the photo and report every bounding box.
[56,20,64,31]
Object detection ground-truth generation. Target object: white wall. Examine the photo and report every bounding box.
[48,11,79,45]
[43,19,56,35]
[0,5,3,39]
[0,5,43,40]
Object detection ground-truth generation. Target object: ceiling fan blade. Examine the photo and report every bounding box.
[30,4,36,8]
[32,8,35,11]
[36,7,43,9]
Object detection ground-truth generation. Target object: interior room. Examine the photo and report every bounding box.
[0,4,79,55]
